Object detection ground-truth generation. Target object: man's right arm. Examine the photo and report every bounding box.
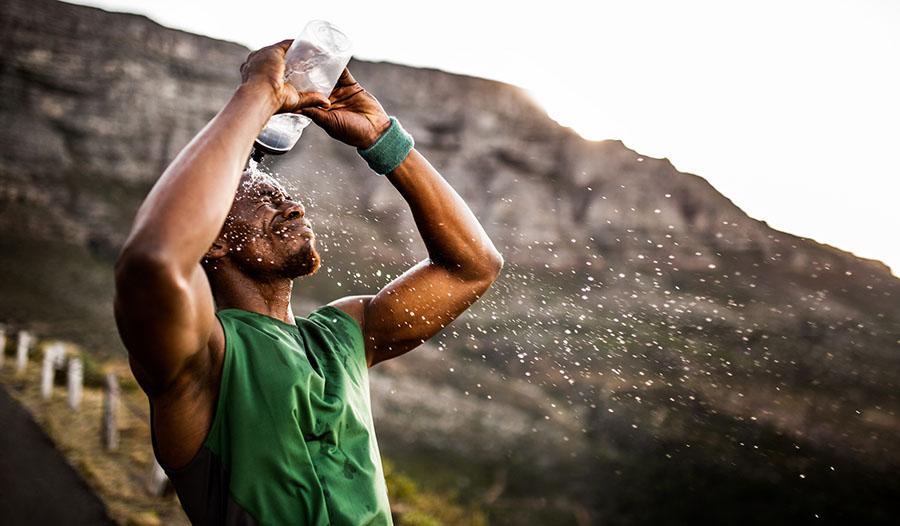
[114,42,327,395]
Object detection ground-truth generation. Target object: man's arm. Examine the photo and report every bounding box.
[331,149,503,366]
[114,42,328,394]
[304,71,503,367]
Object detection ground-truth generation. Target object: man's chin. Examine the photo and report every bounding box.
[285,247,321,279]
[303,255,322,277]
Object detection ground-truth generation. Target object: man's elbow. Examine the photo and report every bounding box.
[479,250,504,282]
[442,249,504,283]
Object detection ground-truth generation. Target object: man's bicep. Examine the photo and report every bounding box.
[361,259,495,366]
[114,261,218,395]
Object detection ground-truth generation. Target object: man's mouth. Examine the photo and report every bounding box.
[273,218,313,235]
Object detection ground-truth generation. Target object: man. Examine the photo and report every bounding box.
[114,41,503,525]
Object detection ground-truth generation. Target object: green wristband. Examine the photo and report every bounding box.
[357,117,414,175]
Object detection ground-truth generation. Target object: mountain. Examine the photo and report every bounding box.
[1,0,898,523]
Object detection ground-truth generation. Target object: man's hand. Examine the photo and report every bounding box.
[300,69,392,149]
[240,40,331,114]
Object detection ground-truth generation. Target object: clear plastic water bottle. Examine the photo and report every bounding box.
[254,21,353,155]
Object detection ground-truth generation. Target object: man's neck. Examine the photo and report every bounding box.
[211,268,296,324]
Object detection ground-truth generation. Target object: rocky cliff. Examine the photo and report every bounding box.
[1,0,898,523]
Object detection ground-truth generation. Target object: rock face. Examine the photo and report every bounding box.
[2,0,892,277]
[0,0,243,250]
[1,1,898,524]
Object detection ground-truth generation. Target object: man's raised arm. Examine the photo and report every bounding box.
[303,70,503,366]
[114,42,328,394]
[360,148,504,365]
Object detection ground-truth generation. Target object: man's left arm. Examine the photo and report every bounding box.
[331,148,503,366]
[303,70,503,366]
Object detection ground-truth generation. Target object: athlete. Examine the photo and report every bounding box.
[113,41,503,524]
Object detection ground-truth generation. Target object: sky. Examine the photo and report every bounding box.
[70,0,900,274]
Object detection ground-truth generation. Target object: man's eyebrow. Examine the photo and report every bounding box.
[271,186,293,200]
[248,181,292,201]
[255,186,283,197]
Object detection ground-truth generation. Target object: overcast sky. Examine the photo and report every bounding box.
[70,0,900,274]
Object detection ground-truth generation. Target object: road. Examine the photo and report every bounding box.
[0,385,114,525]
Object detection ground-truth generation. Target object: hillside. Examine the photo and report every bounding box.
[1,0,898,523]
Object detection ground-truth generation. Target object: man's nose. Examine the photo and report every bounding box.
[283,203,305,220]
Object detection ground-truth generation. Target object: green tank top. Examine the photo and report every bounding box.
[156,305,393,525]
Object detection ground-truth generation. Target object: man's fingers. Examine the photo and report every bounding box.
[277,87,331,114]
[273,39,293,53]
[299,106,329,124]
[299,106,328,118]
[295,92,331,110]
[336,68,357,87]
[251,40,292,63]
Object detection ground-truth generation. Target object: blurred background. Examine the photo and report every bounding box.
[0,0,898,524]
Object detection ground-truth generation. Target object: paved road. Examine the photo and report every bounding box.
[0,385,114,525]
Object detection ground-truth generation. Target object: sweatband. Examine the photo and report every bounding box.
[357,117,414,175]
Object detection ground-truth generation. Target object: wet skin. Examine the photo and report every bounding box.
[114,41,503,469]
[208,174,321,282]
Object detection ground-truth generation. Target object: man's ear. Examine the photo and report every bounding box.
[204,238,229,262]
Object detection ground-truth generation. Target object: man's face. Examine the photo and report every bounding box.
[217,172,320,279]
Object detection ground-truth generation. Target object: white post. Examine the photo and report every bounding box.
[0,325,6,369]
[68,357,83,410]
[16,330,31,374]
[41,344,59,399]
[102,373,120,450]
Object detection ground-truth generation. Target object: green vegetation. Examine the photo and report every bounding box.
[384,459,487,525]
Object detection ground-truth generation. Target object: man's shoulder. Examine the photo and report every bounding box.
[323,295,373,330]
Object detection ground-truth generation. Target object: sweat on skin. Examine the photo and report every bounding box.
[114,40,503,523]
